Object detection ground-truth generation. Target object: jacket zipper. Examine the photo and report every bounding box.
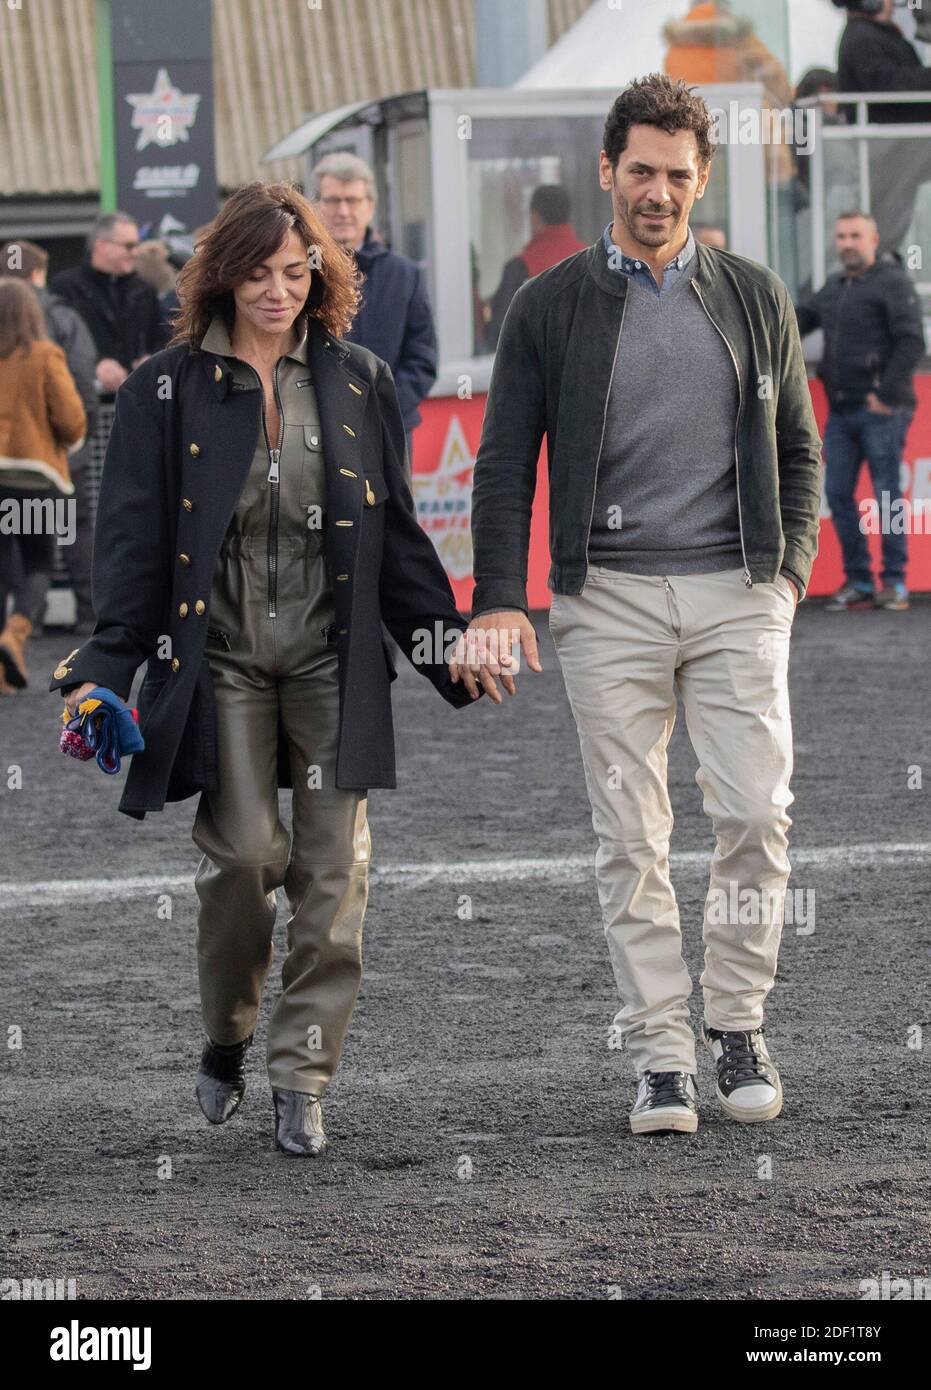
[582,289,629,578]
[692,282,752,588]
[833,276,850,406]
[243,359,284,620]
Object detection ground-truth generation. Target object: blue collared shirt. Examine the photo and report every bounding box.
[602,222,696,297]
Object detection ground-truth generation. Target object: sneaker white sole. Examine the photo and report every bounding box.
[713,1078,783,1122]
[702,1036,784,1122]
[629,1106,698,1135]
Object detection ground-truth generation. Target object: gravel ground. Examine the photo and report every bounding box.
[2,597,930,1301]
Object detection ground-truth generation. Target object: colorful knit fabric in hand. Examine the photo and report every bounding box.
[59,687,145,775]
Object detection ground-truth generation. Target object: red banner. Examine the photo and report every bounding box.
[411,378,931,609]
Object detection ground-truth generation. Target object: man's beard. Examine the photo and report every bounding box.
[619,194,683,247]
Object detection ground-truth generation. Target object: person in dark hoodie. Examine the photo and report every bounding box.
[834,0,931,252]
[1,238,98,634]
[311,153,437,477]
[483,186,586,351]
[49,212,167,398]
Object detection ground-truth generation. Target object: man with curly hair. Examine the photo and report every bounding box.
[467,75,822,1136]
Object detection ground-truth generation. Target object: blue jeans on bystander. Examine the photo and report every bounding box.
[823,403,913,590]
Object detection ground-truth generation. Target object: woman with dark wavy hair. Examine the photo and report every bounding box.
[50,181,495,1157]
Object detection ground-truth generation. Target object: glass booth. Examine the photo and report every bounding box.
[266,86,770,396]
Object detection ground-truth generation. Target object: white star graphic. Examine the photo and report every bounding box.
[125,67,200,152]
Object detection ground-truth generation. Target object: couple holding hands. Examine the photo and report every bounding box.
[51,77,822,1153]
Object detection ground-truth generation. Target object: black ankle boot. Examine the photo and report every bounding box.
[195,1033,253,1124]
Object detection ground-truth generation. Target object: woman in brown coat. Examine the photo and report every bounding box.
[0,277,86,690]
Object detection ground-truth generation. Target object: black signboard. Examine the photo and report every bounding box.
[110,0,218,250]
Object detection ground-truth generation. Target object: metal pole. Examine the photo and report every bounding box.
[811,109,826,290]
[857,100,871,212]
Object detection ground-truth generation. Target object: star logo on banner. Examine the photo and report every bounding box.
[125,67,200,152]
[412,416,474,579]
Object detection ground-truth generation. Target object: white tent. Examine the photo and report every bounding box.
[515,0,847,91]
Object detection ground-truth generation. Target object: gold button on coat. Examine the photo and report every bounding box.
[214,364,222,382]
[189,443,201,457]
[179,602,189,617]
[182,498,194,511]
[171,657,181,672]
[179,552,191,566]
[194,599,206,615]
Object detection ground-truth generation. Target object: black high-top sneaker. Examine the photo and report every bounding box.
[701,1023,783,1122]
[195,1033,253,1124]
[629,1071,699,1135]
[272,1089,328,1157]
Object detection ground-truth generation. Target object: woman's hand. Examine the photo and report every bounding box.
[63,681,99,717]
[449,614,537,703]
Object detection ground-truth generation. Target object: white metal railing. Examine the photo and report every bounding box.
[799,92,931,290]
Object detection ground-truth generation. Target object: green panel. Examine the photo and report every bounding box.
[95,0,116,211]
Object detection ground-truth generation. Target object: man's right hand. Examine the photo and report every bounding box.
[449,610,543,701]
[63,681,100,717]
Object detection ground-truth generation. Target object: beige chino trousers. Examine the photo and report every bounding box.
[548,565,797,1076]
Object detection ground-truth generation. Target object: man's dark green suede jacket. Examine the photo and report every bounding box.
[470,235,823,614]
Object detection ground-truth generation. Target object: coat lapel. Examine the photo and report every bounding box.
[192,315,378,570]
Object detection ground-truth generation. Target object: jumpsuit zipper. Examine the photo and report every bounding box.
[242,359,285,620]
[691,282,752,588]
[582,290,629,581]
[267,361,284,619]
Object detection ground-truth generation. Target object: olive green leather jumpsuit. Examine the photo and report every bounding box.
[191,314,370,1097]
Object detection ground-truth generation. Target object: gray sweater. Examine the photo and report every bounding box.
[587,241,744,574]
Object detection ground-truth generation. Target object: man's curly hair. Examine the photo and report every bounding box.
[603,74,715,169]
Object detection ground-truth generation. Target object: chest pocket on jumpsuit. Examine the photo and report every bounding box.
[301,423,326,550]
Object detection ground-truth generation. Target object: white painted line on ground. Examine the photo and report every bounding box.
[0,842,927,908]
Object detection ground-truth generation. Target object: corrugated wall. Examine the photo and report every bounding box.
[0,0,593,196]
[0,0,99,195]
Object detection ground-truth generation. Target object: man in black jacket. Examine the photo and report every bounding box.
[835,0,931,252]
[462,75,823,1137]
[49,212,166,397]
[797,210,924,609]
